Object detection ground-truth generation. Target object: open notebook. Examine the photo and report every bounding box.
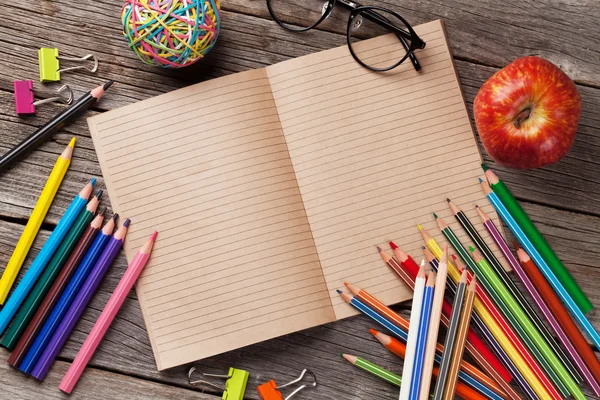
[88,19,506,370]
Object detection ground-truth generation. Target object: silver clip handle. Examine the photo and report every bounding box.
[33,84,74,107]
[58,54,99,74]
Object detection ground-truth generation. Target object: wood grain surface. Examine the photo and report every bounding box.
[0,1,599,398]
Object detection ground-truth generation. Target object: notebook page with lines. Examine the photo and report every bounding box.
[88,19,507,369]
[266,19,508,319]
[88,68,336,370]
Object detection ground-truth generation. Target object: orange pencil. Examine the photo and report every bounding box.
[370,329,487,400]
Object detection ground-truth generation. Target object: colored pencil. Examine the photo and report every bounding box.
[389,241,421,278]
[339,288,505,400]
[423,250,515,400]
[483,166,592,313]
[449,200,581,382]
[400,265,426,400]
[1,191,101,351]
[419,224,552,400]
[517,245,600,389]
[30,218,129,380]
[343,354,405,387]
[369,332,489,400]
[0,179,95,336]
[7,212,105,366]
[0,82,113,172]
[60,231,157,394]
[435,214,569,398]
[478,206,600,395]
[0,139,74,304]
[418,246,448,400]
[444,275,477,400]
[470,247,585,399]
[378,246,414,290]
[387,242,511,387]
[411,272,435,400]
[346,281,507,399]
[20,214,117,375]
[482,179,600,353]
[447,199,512,275]
[433,269,467,400]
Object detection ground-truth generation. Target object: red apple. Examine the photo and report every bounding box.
[473,56,581,169]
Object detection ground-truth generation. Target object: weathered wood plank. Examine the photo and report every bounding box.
[1,201,599,399]
[221,0,600,86]
[0,351,215,399]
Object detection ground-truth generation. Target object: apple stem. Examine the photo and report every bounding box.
[514,108,531,128]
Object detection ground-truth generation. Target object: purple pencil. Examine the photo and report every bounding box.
[476,205,600,396]
[30,219,130,381]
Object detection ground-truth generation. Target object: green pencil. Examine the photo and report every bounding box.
[342,353,402,386]
[483,165,592,314]
[433,214,571,397]
[0,191,101,349]
[469,246,585,399]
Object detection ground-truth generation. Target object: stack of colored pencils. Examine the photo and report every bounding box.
[339,164,600,399]
[0,140,158,394]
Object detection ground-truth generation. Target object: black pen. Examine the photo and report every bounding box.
[0,80,114,173]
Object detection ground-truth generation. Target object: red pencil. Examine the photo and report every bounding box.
[381,244,512,386]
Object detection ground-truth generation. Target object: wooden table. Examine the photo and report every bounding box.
[1,1,599,398]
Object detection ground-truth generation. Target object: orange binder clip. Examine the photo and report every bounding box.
[257,369,317,400]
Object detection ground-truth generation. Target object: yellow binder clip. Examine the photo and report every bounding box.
[257,369,317,400]
[38,48,99,82]
[188,366,249,400]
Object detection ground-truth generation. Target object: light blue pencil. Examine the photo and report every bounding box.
[482,178,600,349]
[338,289,503,400]
[410,273,435,400]
[0,179,95,336]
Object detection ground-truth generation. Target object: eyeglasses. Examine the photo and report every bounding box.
[266,0,426,72]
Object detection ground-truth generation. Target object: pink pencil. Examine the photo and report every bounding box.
[59,231,158,394]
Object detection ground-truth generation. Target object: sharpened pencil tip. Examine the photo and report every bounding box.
[151,231,158,241]
[417,224,423,231]
[475,204,479,208]
[68,137,76,148]
[446,198,451,203]
[481,163,489,171]
[112,213,119,222]
[123,218,131,228]
[433,212,438,219]
[103,80,114,90]
[376,246,383,253]
[343,281,349,287]
[90,177,97,186]
[336,289,343,294]
[95,189,103,199]
[421,246,426,250]
[478,177,484,183]
[389,241,398,250]
[369,328,379,337]
[469,246,475,252]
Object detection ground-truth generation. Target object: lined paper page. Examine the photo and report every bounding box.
[88,68,335,370]
[267,20,508,319]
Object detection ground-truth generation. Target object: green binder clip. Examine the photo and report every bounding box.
[188,366,249,400]
[38,47,99,82]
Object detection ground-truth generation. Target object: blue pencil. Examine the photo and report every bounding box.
[482,179,600,350]
[18,213,116,374]
[410,274,434,400]
[0,179,95,336]
[338,290,503,400]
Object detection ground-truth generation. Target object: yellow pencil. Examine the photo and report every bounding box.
[0,138,74,304]
[418,224,553,400]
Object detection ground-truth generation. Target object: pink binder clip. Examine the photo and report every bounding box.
[13,80,73,115]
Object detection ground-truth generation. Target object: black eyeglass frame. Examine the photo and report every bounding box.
[266,0,426,71]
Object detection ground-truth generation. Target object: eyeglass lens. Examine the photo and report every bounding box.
[348,9,414,71]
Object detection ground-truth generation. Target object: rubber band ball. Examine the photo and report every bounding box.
[121,0,220,68]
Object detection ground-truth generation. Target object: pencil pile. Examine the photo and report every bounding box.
[339,164,600,399]
[0,140,158,394]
